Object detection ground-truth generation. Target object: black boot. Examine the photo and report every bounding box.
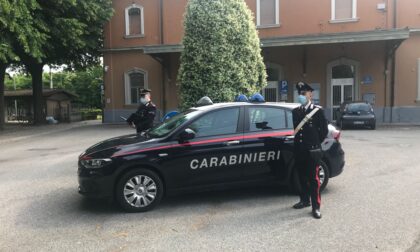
[312,208,322,219]
[293,201,311,209]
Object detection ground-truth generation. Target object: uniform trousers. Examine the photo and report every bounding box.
[295,149,322,210]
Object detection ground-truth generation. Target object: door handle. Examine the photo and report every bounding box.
[158,153,168,157]
[224,140,240,146]
[284,136,294,142]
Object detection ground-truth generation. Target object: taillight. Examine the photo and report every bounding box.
[332,130,341,141]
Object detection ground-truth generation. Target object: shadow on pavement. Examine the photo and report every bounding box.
[16,185,332,229]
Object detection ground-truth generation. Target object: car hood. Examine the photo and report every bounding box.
[81,134,158,158]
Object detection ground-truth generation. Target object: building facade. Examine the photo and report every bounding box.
[103,0,420,123]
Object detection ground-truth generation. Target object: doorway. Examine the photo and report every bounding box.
[327,58,359,121]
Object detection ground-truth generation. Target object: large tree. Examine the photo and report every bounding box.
[178,0,267,109]
[19,0,113,124]
[0,0,46,129]
[2,0,113,125]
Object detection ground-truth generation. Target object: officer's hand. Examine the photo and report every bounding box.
[131,123,136,128]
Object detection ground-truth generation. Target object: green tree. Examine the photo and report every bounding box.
[11,0,113,124]
[178,0,267,109]
[0,0,46,129]
[59,66,103,109]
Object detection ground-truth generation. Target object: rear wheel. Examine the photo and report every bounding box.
[318,160,330,192]
[115,168,164,212]
[289,159,330,193]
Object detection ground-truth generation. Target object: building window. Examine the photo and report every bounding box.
[256,0,279,27]
[124,69,147,105]
[125,4,144,37]
[331,0,358,22]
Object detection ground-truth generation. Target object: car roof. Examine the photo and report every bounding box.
[191,102,301,111]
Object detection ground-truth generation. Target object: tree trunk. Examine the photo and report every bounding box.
[28,63,45,125]
[0,63,7,130]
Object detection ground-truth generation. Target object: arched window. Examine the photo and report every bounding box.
[125,4,144,36]
[125,69,147,105]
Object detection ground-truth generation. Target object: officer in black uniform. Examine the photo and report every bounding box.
[126,88,157,134]
[292,82,328,219]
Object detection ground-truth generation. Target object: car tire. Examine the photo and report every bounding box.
[115,168,164,212]
[370,123,376,130]
[318,160,330,192]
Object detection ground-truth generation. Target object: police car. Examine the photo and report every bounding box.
[78,100,345,212]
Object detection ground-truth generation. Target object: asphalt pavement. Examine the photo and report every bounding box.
[0,123,419,252]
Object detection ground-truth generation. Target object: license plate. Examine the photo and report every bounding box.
[353,121,364,125]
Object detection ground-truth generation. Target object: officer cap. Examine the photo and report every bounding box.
[140,88,152,96]
[296,81,314,94]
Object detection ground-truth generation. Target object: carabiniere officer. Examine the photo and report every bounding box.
[292,82,328,219]
[126,88,157,134]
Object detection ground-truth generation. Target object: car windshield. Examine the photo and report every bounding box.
[148,109,201,138]
[347,103,371,112]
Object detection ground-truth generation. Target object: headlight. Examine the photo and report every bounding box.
[81,158,112,169]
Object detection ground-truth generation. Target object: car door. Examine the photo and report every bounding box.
[241,105,295,183]
[159,106,245,191]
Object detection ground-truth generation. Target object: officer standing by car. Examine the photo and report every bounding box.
[292,82,328,219]
[126,88,157,134]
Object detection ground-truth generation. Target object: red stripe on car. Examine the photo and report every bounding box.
[112,130,293,157]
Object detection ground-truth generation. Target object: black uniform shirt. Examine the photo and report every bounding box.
[292,102,328,151]
[127,101,157,132]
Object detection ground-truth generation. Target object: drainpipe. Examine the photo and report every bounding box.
[390,0,397,122]
[159,0,167,114]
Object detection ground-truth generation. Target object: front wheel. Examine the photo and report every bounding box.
[370,123,376,130]
[115,168,164,212]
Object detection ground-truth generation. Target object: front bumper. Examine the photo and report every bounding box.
[342,117,375,127]
[78,165,115,199]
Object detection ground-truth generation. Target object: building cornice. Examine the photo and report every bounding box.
[261,29,410,47]
[102,29,410,54]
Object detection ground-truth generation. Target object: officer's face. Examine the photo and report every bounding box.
[300,91,312,101]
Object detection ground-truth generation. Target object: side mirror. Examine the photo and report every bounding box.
[178,128,196,142]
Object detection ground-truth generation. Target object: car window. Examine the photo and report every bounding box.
[346,103,372,112]
[248,107,287,131]
[188,108,240,138]
[286,110,293,129]
[148,109,201,138]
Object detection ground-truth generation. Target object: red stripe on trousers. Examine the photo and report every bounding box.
[315,165,321,206]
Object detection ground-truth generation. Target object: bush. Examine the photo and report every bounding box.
[178,0,267,109]
[80,108,102,120]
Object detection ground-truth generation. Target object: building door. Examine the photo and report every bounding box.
[262,62,283,102]
[329,63,357,121]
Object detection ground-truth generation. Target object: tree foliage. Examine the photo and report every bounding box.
[0,0,47,63]
[5,66,103,108]
[0,0,113,124]
[178,0,267,109]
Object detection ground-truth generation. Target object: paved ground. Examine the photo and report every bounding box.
[0,123,420,252]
